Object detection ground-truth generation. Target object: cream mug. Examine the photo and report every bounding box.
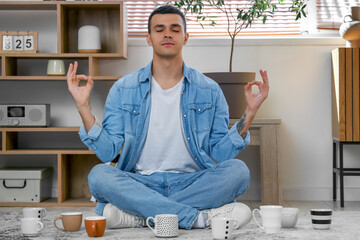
[47,59,65,76]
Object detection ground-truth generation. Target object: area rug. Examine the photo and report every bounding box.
[1,208,360,239]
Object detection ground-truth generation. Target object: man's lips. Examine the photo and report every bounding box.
[162,42,174,46]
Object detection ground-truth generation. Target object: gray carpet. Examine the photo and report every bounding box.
[1,208,360,239]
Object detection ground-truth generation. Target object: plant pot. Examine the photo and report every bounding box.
[204,72,255,119]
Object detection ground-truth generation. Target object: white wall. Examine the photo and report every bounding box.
[1,17,359,200]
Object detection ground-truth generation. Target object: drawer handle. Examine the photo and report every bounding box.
[3,180,27,189]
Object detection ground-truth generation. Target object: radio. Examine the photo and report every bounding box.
[0,104,50,127]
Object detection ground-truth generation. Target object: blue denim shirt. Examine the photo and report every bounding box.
[79,61,250,172]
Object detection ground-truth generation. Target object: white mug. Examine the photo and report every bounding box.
[23,207,46,220]
[253,205,283,234]
[20,218,44,237]
[146,214,179,237]
[212,217,238,240]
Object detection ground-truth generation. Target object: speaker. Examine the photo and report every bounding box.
[0,104,50,127]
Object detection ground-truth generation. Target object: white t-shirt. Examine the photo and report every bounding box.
[135,76,201,174]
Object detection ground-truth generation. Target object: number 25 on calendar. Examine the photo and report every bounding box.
[0,32,38,53]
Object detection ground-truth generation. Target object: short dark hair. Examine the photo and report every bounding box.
[148,5,187,34]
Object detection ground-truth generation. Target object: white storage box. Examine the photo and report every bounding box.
[0,167,53,202]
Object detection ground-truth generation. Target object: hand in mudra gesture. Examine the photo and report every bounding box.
[244,70,269,112]
[66,61,94,109]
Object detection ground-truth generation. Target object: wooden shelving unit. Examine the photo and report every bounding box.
[0,1,127,207]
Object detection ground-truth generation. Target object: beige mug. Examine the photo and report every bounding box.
[54,212,83,232]
[47,59,65,76]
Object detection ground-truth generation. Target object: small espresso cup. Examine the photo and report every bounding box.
[212,217,238,240]
[146,214,179,237]
[21,218,44,237]
[47,59,65,76]
[54,212,83,232]
[310,209,332,230]
[253,205,283,234]
[23,207,46,220]
[85,216,106,238]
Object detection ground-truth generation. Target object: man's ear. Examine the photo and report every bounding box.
[183,33,189,45]
[146,34,152,46]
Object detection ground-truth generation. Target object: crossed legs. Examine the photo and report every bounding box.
[88,159,250,229]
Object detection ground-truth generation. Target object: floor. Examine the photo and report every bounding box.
[1,201,360,239]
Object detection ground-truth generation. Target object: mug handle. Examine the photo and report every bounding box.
[343,15,353,23]
[252,209,264,230]
[146,217,156,234]
[37,221,44,232]
[54,216,66,231]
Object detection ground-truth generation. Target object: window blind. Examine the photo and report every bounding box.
[316,0,360,29]
[126,0,301,37]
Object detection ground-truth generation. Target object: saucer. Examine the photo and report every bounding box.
[22,232,40,237]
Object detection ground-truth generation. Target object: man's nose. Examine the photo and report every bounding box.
[164,29,173,38]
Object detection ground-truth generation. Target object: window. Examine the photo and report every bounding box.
[126,0,302,37]
[317,0,360,29]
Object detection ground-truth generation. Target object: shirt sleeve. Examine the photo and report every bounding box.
[78,82,125,162]
[209,85,250,162]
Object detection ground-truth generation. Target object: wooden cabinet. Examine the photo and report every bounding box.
[331,48,360,141]
[0,1,127,206]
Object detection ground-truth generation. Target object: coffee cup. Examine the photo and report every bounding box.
[310,209,332,230]
[85,216,106,238]
[253,205,283,234]
[54,212,82,232]
[281,207,299,228]
[21,218,44,237]
[23,207,46,220]
[47,59,65,76]
[212,217,238,240]
[146,214,179,237]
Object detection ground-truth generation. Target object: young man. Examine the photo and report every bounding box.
[67,5,269,230]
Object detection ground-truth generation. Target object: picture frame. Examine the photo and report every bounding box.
[0,31,38,53]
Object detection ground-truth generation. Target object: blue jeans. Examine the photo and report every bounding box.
[88,159,250,229]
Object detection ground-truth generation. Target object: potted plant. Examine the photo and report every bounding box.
[164,0,307,118]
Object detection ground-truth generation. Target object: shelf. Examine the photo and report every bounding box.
[0,197,96,207]
[0,53,125,58]
[0,198,59,207]
[0,76,120,81]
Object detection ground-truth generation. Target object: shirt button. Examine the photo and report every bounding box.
[187,137,190,140]
[195,158,198,160]
[181,91,184,95]
[184,114,187,118]
[133,110,136,114]
[198,109,201,112]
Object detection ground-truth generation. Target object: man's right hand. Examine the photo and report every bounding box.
[66,61,94,110]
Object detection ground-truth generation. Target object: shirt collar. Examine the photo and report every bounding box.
[140,61,192,84]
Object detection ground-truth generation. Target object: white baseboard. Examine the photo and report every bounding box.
[283,187,360,201]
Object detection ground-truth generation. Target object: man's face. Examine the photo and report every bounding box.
[146,14,189,59]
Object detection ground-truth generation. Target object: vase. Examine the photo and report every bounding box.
[339,7,360,47]
[203,72,255,119]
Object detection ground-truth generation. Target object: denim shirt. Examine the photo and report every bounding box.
[79,61,250,172]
